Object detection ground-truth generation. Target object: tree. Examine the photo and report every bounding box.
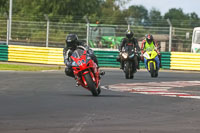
[0,0,8,16]
[164,8,189,27]
[98,0,125,24]
[188,12,200,28]
[123,5,148,25]
[149,8,164,26]
[11,0,103,22]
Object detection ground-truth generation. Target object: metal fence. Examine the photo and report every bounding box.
[0,17,194,52]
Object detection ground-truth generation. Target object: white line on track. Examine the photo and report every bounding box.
[102,81,200,100]
[68,113,95,133]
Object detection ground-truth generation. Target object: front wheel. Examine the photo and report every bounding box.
[84,73,99,96]
[150,62,157,78]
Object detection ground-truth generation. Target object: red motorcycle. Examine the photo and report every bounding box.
[70,46,101,96]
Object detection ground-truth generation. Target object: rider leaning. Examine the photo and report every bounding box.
[118,30,141,69]
[63,34,99,78]
[141,34,162,69]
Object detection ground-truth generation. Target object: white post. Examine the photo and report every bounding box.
[125,17,133,31]
[7,18,9,45]
[86,23,90,46]
[128,24,130,30]
[46,20,49,47]
[167,19,172,52]
[44,14,49,47]
[84,16,89,46]
[9,0,12,40]
[4,13,9,45]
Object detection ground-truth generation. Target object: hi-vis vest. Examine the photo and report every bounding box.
[144,41,155,51]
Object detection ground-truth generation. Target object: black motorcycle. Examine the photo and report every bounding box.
[120,45,138,79]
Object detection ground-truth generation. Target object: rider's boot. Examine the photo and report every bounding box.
[120,62,124,69]
[75,77,80,87]
[98,66,105,79]
[100,71,105,76]
[76,81,80,87]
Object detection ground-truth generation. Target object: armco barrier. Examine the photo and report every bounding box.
[0,44,8,61]
[161,52,171,69]
[6,45,171,68]
[94,49,171,69]
[94,50,120,67]
[171,52,200,71]
[4,45,200,71]
[8,45,64,65]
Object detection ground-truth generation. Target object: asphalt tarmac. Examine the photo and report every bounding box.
[0,69,200,133]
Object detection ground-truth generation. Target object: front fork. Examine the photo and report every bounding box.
[148,61,156,71]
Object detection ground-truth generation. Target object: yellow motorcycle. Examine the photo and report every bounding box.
[143,49,159,77]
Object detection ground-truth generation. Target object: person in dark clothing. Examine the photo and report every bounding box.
[63,34,103,78]
[117,30,141,69]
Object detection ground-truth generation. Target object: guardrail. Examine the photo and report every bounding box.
[171,52,200,71]
[8,45,64,65]
[1,44,200,71]
[0,44,8,61]
[94,50,120,67]
[94,49,171,69]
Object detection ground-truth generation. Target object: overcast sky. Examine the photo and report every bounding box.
[126,0,200,17]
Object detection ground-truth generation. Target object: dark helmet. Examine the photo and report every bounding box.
[146,34,153,43]
[66,34,78,49]
[126,30,134,39]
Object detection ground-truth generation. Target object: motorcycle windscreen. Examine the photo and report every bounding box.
[125,45,134,54]
[71,49,84,59]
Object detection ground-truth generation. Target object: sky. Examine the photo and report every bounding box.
[126,0,200,17]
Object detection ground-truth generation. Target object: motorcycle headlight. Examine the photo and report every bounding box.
[122,53,128,59]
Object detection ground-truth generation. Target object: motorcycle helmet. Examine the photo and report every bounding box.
[126,30,134,39]
[146,34,153,44]
[66,34,78,50]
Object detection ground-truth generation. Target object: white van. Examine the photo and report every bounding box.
[191,27,200,53]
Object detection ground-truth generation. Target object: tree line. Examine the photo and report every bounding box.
[0,0,200,28]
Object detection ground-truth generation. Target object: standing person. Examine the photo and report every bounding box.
[117,30,141,69]
[140,34,161,69]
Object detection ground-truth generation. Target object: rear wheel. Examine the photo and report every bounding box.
[84,73,99,96]
[97,86,101,95]
[124,61,134,79]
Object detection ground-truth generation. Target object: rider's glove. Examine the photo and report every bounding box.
[65,60,72,68]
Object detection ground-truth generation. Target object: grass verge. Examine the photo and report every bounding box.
[0,64,63,71]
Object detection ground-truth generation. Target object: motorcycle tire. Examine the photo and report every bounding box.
[97,86,101,95]
[150,62,157,78]
[155,70,158,77]
[84,73,99,96]
[125,61,134,79]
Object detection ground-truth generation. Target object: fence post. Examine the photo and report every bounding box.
[44,14,49,47]
[125,17,134,30]
[4,13,9,45]
[9,0,12,40]
[167,19,172,52]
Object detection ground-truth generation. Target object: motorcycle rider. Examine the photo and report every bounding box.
[117,29,141,70]
[63,34,104,78]
[141,34,161,69]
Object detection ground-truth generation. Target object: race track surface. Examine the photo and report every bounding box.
[0,69,200,133]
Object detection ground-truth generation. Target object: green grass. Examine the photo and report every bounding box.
[0,64,63,71]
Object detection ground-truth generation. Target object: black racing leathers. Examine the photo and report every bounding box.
[118,37,141,69]
[63,42,98,77]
